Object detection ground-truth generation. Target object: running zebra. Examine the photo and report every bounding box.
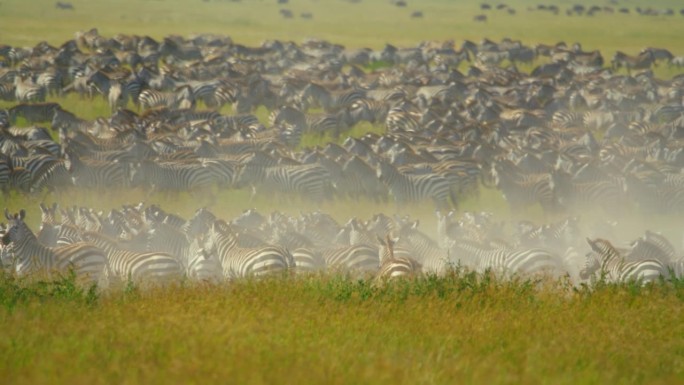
[2,209,108,286]
[199,221,293,280]
[376,160,456,209]
[80,230,182,286]
[580,238,666,284]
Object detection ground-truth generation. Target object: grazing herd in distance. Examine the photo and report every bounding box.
[1,29,684,287]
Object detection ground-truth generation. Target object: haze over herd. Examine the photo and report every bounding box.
[1,23,684,288]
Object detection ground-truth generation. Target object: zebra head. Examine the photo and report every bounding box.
[184,207,217,240]
[580,249,601,280]
[2,209,28,246]
[377,235,399,263]
[581,238,613,280]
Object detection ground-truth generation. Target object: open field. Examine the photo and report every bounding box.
[1,272,684,385]
[2,0,684,383]
[2,0,684,55]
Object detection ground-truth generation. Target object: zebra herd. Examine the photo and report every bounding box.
[2,204,683,288]
[1,33,684,214]
[1,31,684,287]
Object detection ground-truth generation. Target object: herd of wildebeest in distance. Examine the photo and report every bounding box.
[1,25,684,289]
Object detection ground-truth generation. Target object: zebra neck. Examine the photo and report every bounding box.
[15,236,52,268]
[215,233,238,253]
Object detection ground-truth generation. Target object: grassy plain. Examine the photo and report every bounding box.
[2,0,684,384]
[1,272,684,385]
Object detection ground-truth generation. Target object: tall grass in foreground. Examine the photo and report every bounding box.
[1,270,683,385]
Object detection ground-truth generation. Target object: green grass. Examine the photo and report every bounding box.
[3,1,684,383]
[1,271,683,384]
[2,0,684,56]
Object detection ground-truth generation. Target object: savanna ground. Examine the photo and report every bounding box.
[1,0,684,383]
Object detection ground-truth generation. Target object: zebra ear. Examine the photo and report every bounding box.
[19,209,25,220]
[4,208,10,220]
[586,238,596,250]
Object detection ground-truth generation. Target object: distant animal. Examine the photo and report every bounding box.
[55,1,73,9]
[473,14,488,22]
[411,11,423,18]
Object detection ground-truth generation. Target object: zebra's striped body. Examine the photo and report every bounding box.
[138,86,194,110]
[202,221,293,280]
[375,236,421,282]
[453,239,563,278]
[320,244,379,275]
[81,231,182,285]
[130,160,216,192]
[14,75,46,102]
[376,160,455,209]
[581,238,666,284]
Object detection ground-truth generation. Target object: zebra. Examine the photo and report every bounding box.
[320,243,379,276]
[0,157,10,197]
[185,237,222,282]
[345,98,390,126]
[611,51,655,74]
[298,83,365,113]
[237,163,334,204]
[376,160,456,210]
[626,231,676,266]
[129,160,217,194]
[341,156,389,202]
[385,105,421,133]
[51,107,91,132]
[145,219,193,268]
[2,209,108,286]
[8,103,62,124]
[451,239,564,278]
[291,247,326,274]
[639,47,674,64]
[581,238,666,284]
[551,110,585,128]
[396,220,455,275]
[305,113,348,138]
[13,74,46,102]
[199,221,293,280]
[375,235,422,282]
[138,85,195,110]
[80,230,182,286]
[550,169,627,214]
[64,152,131,190]
[492,161,557,213]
